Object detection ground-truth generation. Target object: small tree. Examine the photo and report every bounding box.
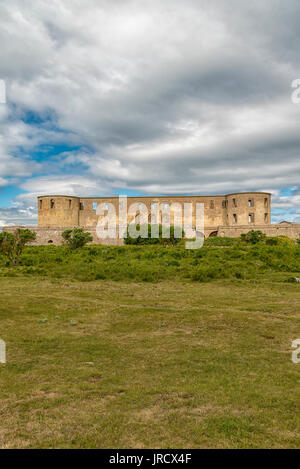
[62,228,93,249]
[0,228,36,266]
[240,230,266,245]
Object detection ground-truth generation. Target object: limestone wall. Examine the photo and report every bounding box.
[3,221,299,245]
[38,195,80,227]
[5,191,298,245]
[37,192,272,234]
[225,192,271,226]
[2,226,124,246]
[218,223,300,239]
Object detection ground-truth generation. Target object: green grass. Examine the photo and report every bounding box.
[0,240,299,283]
[0,243,299,448]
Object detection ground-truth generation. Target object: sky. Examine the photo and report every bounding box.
[0,0,300,226]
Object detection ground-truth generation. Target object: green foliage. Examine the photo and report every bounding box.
[265,237,279,246]
[62,228,93,249]
[204,236,237,247]
[0,240,299,283]
[240,230,266,244]
[0,228,36,266]
[191,265,230,282]
[124,224,184,246]
[266,236,295,246]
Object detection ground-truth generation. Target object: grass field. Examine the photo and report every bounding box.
[0,242,299,448]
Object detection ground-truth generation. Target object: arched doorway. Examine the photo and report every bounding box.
[209,231,218,237]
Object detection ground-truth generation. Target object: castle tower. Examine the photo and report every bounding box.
[225,192,271,226]
[38,195,80,227]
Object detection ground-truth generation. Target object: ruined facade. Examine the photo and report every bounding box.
[4,192,300,244]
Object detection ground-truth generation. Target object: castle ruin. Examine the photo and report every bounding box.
[3,192,300,244]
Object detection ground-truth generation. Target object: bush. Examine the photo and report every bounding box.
[265,237,279,246]
[62,228,93,249]
[0,228,36,266]
[266,236,294,246]
[240,230,266,244]
[124,224,184,246]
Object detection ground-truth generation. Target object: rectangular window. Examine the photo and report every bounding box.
[210,200,214,209]
[92,202,98,210]
[222,200,228,208]
[50,199,55,209]
[264,198,268,208]
[233,214,237,224]
[264,213,268,222]
[249,213,255,223]
[248,199,254,207]
[105,203,109,211]
[233,198,237,207]
[39,200,42,210]
[68,199,72,209]
[80,202,84,210]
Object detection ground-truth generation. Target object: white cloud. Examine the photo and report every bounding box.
[0,0,300,224]
[19,174,109,197]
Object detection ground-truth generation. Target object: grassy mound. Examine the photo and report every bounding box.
[0,237,299,283]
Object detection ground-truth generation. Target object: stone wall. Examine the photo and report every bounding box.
[37,192,272,236]
[218,223,300,240]
[38,196,80,227]
[2,226,124,246]
[4,192,298,245]
[3,221,300,245]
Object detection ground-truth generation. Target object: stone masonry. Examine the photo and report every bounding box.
[3,192,300,244]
